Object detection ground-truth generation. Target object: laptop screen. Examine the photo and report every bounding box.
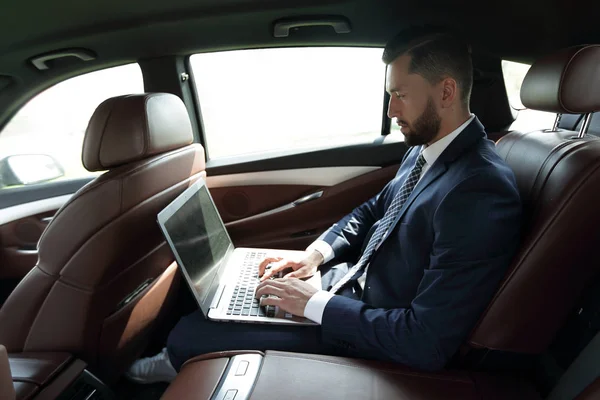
[160,182,233,312]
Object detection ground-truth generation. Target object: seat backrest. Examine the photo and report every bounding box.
[0,345,15,400]
[466,45,600,355]
[0,93,206,382]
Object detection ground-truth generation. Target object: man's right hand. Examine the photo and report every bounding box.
[258,250,324,281]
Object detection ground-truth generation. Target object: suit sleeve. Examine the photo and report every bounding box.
[320,172,522,370]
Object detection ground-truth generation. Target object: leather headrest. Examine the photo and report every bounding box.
[82,93,194,171]
[520,45,600,114]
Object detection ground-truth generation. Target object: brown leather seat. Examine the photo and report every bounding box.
[162,350,542,400]
[576,377,600,400]
[9,351,74,400]
[464,45,600,361]
[1,345,16,400]
[163,351,600,400]
[0,93,206,383]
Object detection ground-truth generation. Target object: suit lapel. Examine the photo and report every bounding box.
[378,117,486,245]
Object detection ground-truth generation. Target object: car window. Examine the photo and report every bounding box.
[0,64,144,190]
[190,47,388,160]
[501,60,556,132]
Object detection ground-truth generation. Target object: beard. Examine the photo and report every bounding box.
[400,96,441,147]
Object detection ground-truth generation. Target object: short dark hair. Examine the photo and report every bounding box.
[382,27,473,107]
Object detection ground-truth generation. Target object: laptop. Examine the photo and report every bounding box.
[157,178,320,326]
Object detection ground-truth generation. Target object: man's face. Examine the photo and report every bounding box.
[386,54,442,147]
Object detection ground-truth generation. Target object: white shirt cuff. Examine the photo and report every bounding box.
[306,240,335,264]
[304,290,335,324]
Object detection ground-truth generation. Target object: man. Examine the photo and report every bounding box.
[126,28,522,383]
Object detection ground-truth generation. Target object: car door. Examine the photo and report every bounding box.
[0,64,144,305]
[189,47,408,251]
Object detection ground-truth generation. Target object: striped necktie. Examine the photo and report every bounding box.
[329,153,427,294]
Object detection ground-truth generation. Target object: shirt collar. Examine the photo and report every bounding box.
[420,114,475,166]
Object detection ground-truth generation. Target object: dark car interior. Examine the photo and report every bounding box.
[0,0,599,398]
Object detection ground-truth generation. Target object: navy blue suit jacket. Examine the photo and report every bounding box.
[318,117,522,370]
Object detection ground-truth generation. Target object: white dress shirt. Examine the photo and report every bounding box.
[303,114,475,324]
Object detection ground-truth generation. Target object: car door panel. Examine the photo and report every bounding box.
[0,202,66,279]
[0,179,90,281]
[0,206,62,305]
[0,212,50,278]
[206,166,381,188]
[0,177,92,209]
[213,164,399,250]
[209,184,321,224]
[207,165,385,222]
[205,138,407,249]
[0,188,78,306]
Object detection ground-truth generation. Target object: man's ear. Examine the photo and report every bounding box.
[440,78,458,108]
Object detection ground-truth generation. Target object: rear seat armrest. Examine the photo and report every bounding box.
[0,345,16,400]
[163,351,542,400]
[181,350,265,370]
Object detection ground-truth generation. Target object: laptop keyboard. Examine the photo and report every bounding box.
[227,251,270,317]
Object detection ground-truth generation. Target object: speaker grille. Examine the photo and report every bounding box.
[222,190,250,218]
[14,220,43,244]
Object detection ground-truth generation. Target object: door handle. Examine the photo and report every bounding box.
[226,190,325,226]
[292,191,324,206]
[15,248,37,254]
[30,48,96,70]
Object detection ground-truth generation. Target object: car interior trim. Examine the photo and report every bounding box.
[0,194,71,226]
[224,190,325,226]
[272,16,352,38]
[205,166,381,188]
[579,113,593,137]
[209,354,263,400]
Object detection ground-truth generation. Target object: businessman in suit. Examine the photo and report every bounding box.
[126,28,522,383]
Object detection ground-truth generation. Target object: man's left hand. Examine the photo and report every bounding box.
[255,278,319,317]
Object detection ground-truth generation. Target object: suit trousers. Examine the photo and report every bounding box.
[166,262,359,370]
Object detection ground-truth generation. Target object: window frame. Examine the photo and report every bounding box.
[186,46,394,162]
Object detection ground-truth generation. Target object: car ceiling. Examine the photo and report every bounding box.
[0,0,598,128]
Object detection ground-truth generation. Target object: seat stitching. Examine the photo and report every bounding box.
[22,279,60,351]
[97,97,117,171]
[143,95,151,157]
[53,171,204,291]
[95,242,166,292]
[75,145,202,196]
[559,46,598,114]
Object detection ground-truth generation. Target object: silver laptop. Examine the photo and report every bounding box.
[157,178,320,326]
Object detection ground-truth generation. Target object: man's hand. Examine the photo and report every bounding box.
[255,278,319,317]
[258,250,324,281]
